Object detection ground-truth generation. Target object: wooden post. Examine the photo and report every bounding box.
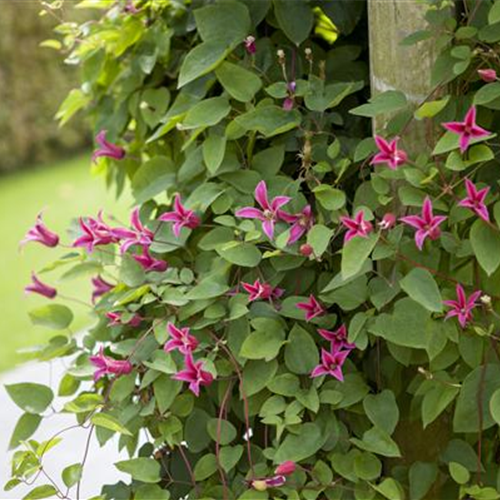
[368,0,442,153]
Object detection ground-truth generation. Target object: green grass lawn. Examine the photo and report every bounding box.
[0,155,132,372]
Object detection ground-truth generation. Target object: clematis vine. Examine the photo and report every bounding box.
[91,130,125,162]
[241,279,284,303]
[235,180,291,239]
[244,35,256,55]
[318,324,355,350]
[172,352,213,397]
[25,273,57,299]
[89,347,133,381]
[158,194,201,237]
[133,247,168,272]
[248,461,296,491]
[444,283,482,328]
[164,322,199,355]
[106,311,143,327]
[20,213,59,248]
[371,135,407,170]
[442,106,491,153]
[296,294,325,322]
[340,210,373,243]
[311,345,351,381]
[400,197,446,251]
[112,208,154,253]
[280,205,314,244]
[458,178,490,222]
[73,212,118,252]
[91,275,114,303]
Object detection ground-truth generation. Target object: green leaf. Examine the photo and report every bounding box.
[400,268,443,312]
[341,233,378,280]
[135,485,171,500]
[409,462,438,500]
[372,478,404,500]
[62,464,83,488]
[90,413,132,436]
[454,364,500,432]
[474,82,500,106]
[9,413,42,449]
[185,279,229,300]
[207,419,237,445]
[415,96,450,120]
[267,373,300,396]
[489,388,500,425]
[274,423,323,462]
[63,394,103,413]
[240,324,285,361]
[215,62,262,103]
[350,91,407,118]
[22,485,58,500]
[313,185,346,210]
[273,0,313,45]
[284,324,319,374]
[422,382,460,428]
[55,88,91,126]
[307,224,333,257]
[489,0,500,25]
[194,1,250,45]
[219,445,244,473]
[252,145,285,177]
[363,390,399,435]
[235,106,301,137]
[178,41,230,88]
[153,374,182,414]
[471,219,500,275]
[305,78,364,112]
[203,134,226,174]
[29,304,73,330]
[216,242,262,267]
[193,454,218,481]
[115,458,161,483]
[354,453,382,481]
[132,156,176,203]
[449,461,470,484]
[182,97,230,129]
[351,427,401,457]
[242,359,278,397]
[6,383,54,414]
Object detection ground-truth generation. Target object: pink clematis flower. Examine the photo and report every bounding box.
[400,197,447,251]
[235,181,291,239]
[280,205,314,245]
[112,208,155,253]
[241,279,284,303]
[478,69,497,83]
[133,247,168,272]
[89,346,133,381]
[91,275,114,303]
[442,106,491,153]
[296,294,325,322]
[311,346,351,381]
[249,476,287,491]
[25,273,57,299]
[20,213,59,248]
[274,461,296,476]
[158,194,201,238]
[164,322,199,355]
[340,210,373,243]
[92,130,125,162]
[318,324,355,350]
[458,178,490,222]
[371,136,407,170]
[244,35,256,55]
[172,352,214,397]
[73,212,118,252]
[106,311,143,327]
[444,284,482,328]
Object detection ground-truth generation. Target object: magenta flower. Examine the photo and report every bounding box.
[89,347,133,381]
[274,461,296,476]
[478,69,497,83]
[235,181,291,239]
[73,212,118,252]
[371,136,407,170]
[442,106,491,153]
[400,197,447,251]
[92,130,125,162]
[172,352,214,397]
[241,279,284,303]
[458,178,490,222]
[280,205,314,244]
[164,322,199,355]
[318,324,355,350]
[340,210,373,243]
[91,275,114,303]
[296,294,325,322]
[158,194,201,238]
[249,476,287,491]
[444,283,482,328]
[311,346,350,381]
[20,213,59,248]
[244,35,256,55]
[106,311,143,327]
[133,247,168,272]
[25,273,57,299]
[112,208,154,253]
[379,213,396,230]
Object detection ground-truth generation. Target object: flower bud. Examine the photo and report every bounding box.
[478,69,497,83]
[480,294,492,306]
[300,244,313,257]
[244,35,256,55]
[275,461,296,476]
[379,213,396,230]
[251,480,268,492]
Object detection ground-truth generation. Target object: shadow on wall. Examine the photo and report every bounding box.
[0,2,90,173]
